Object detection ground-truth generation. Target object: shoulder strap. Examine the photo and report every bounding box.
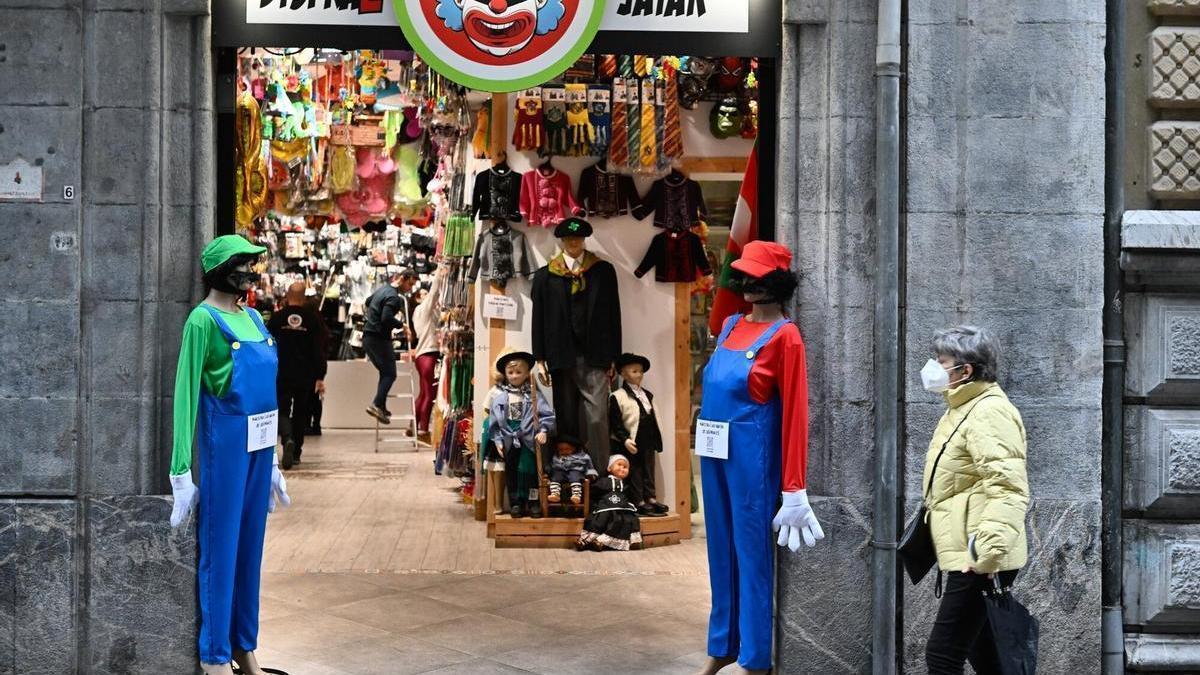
[923,394,1000,500]
[246,308,270,340]
[746,318,790,355]
[715,314,743,347]
[199,304,237,343]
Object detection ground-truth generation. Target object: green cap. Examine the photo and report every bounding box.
[201,235,267,273]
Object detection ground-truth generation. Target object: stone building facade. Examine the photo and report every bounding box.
[0,0,1192,673]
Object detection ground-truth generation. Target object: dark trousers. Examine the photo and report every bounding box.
[504,443,536,504]
[308,391,322,432]
[278,379,314,454]
[550,468,586,486]
[926,570,1020,674]
[362,333,396,410]
[625,446,657,504]
[551,359,610,468]
[415,352,439,432]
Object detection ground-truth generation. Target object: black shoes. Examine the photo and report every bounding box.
[366,405,392,424]
[528,501,543,519]
[651,502,669,515]
[510,503,525,518]
[282,440,296,470]
[638,502,669,517]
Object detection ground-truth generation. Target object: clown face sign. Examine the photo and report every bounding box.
[394,0,605,92]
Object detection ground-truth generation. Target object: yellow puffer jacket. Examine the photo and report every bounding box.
[921,380,1029,574]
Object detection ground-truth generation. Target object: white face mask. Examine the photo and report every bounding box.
[920,359,965,393]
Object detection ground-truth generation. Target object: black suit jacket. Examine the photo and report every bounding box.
[531,259,622,371]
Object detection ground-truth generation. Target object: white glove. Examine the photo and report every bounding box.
[772,490,825,552]
[169,472,198,528]
[269,453,291,513]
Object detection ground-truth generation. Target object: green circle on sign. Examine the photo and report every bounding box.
[393,0,607,94]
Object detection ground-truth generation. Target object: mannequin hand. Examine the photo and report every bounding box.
[535,431,548,446]
[169,473,198,528]
[537,362,552,387]
[772,490,825,552]
[624,439,638,455]
[315,380,326,395]
[268,454,291,513]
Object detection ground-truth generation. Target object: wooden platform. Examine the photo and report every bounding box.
[493,513,683,549]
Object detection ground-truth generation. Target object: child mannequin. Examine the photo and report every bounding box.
[487,349,555,519]
[577,455,643,551]
[609,353,669,516]
[546,434,598,505]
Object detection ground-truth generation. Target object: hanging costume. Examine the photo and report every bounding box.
[634,229,713,283]
[471,166,523,222]
[519,167,582,228]
[632,171,708,230]
[699,315,810,671]
[468,224,535,289]
[577,162,639,219]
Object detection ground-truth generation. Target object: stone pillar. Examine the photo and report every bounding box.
[0,0,209,672]
[901,1,1105,672]
[774,0,880,671]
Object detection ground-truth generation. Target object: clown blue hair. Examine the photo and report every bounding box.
[435,0,463,30]
[435,0,566,34]
[536,0,566,34]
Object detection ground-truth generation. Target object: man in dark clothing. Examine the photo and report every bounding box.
[268,282,328,469]
[531,218,621,469]
[362,269,417,424]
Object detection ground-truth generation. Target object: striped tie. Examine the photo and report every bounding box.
[626,79,640,169]
[640,79,657,168]
[618,55,635,79]
[634,55,648,78]
[600,55,617,80]
[663,67,683,158]
[609,79,630,167]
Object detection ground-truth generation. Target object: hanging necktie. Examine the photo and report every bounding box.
[626,79,640,170]
[609,79,630,167]
[639,78,657,169]
[663,63,683,159]
[634,55,649,78]
[600,54,618,81]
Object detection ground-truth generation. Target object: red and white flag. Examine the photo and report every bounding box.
[708,144,759,335]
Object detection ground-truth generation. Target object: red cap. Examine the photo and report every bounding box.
[731,241,793,278]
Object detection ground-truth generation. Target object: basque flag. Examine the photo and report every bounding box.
[708,143,758,335]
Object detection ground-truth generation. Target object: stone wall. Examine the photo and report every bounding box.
[0,1,208,672]
[902,1,1105,672]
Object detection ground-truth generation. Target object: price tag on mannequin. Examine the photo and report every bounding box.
[695,419,730,460]
[247,410,279,452]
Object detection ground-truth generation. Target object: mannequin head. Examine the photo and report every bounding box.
[608,455,630,480]
[504,359,530,388]
[730,241,797,308]
[560,236,586,258]
[556,440,577,457]
[616,353,651,387]
[203,253,260,296]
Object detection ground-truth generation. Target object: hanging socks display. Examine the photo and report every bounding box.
[608,78,630,168]
[542,85,569,156]
[565,84,594,156]
[513,89,545,152]
[588,85,612,157]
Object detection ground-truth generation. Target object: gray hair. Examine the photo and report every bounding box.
[933,325,999,382]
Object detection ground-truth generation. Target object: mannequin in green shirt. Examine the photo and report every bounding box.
[170,235,290,675]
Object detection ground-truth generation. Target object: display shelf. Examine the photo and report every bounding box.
[493,513,683,550]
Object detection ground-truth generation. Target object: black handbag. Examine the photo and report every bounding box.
[984,578,1040,674]
[898,395,998,586]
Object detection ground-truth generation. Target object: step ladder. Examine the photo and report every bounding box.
[375,361,420,453]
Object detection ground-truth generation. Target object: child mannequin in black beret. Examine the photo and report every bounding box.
[608,353,669,517]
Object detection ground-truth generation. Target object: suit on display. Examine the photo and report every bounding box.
[531,217,621,468]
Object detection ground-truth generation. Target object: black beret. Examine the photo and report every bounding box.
[553,217,594,238]
[616,353,651,373]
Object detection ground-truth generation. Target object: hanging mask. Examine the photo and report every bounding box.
[710,96,744,139]
[714,57,746,93]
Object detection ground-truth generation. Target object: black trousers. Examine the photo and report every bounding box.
[362,332,396,410]
[550,359,610,468]
[620,446,657,504]
[926,570,1019,675]
[278,379,314,454]
[504,443,536,504]
[308,390,322,431]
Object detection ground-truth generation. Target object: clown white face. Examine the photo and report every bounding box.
[457,0,547,57]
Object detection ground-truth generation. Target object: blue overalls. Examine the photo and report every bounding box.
[197,306,277,665]
[699,315,787,670]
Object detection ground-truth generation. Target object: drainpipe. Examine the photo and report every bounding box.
[871,0,902,672]
[1102,0,1126,673]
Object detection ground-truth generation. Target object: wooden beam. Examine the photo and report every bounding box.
[680,156,749,175]
[675,283,693,538]
[484,92,509,531]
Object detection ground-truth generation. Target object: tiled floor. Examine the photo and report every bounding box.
[256,431,711,675]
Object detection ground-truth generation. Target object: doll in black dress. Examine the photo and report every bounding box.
[577,455,642,551]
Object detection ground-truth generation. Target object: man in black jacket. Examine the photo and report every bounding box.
[531,218,621,468]
[268,282,328,469]
[362,269,417,424]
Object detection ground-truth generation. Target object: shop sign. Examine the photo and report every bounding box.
[603,0,748,33]
[393,0,607,92]
[0,157,43,202]
[481,293,519,321]
[247,1,395,26]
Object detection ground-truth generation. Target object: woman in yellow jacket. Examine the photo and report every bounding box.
[918,325,1029,675]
